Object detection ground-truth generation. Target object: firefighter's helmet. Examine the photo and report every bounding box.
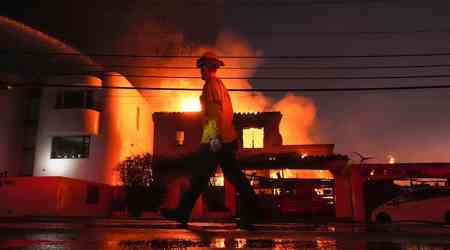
[196,51,225,69]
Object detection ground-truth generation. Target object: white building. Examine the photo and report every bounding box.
[0,16,153,185]
[1,73,152,185]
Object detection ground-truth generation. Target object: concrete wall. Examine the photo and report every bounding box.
[233,112,283,149]
[153,112,203,159]
[333,174,354,220]
[101,72,153,185]
[0,176,112,217]
[153,112,333,160]
[33,75,104,182]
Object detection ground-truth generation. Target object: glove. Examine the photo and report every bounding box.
[209,138,222,152]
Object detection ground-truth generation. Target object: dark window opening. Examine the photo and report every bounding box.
[86,185,100,204]
[51,136,90,159]
[56,90,97,110]
[176,130,185,146]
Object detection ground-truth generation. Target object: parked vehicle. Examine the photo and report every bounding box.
[371,187,450,224]
[275,182,335,216]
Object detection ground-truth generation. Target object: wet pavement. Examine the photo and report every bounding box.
[0,219,449,249]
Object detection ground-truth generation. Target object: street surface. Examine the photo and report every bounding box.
[0,218,449,249]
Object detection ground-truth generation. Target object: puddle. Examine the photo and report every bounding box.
[1,225,450,250]
[117,238,450,250]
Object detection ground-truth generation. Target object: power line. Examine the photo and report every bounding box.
[59,0,400,8]
[4,50,450,59]
[95,0,411,7]
[13,72,450,80]
[8,83,450,92]
[239,29,450,37]
[7,63,450,70]
[25,29,450,38]
[98,63,450,70]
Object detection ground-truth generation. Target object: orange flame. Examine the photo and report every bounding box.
[180,97,201,112]
[388,155,396,164]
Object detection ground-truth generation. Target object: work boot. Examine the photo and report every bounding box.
[160,208,188,225]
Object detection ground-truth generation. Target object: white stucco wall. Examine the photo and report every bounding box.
[101,72,152,185]
[33,75,103,182]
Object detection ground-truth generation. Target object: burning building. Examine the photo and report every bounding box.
[1,15,333,218]
[153,111,338,219]
[5,15,449,223]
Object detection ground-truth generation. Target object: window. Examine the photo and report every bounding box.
[205,169,227,211]
[51,136,90,159]
[242,128,264,148]
[269,169,334,179]
[175,130,185,146]
[209,170,224,187]
[55,90,96,109]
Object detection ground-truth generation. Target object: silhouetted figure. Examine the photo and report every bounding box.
[161,52,259,229]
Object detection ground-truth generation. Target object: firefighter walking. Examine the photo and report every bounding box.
[161,52,260,229]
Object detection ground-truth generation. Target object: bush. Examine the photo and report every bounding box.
[117,153,164,216]
[119,153,153,189]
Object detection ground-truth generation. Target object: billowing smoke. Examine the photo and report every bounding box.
[273,93,316,144]
[132,30,316,150]
[207,31,272,113]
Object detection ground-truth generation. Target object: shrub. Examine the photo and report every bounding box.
[117,153,164,216]
[118,153,153,189]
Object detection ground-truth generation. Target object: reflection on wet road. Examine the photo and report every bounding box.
[118,238,338,249]
[0,221,450,249]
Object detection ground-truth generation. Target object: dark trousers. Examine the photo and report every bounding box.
[176,140,259,222]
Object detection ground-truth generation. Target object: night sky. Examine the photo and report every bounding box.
[2,0,450,163]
